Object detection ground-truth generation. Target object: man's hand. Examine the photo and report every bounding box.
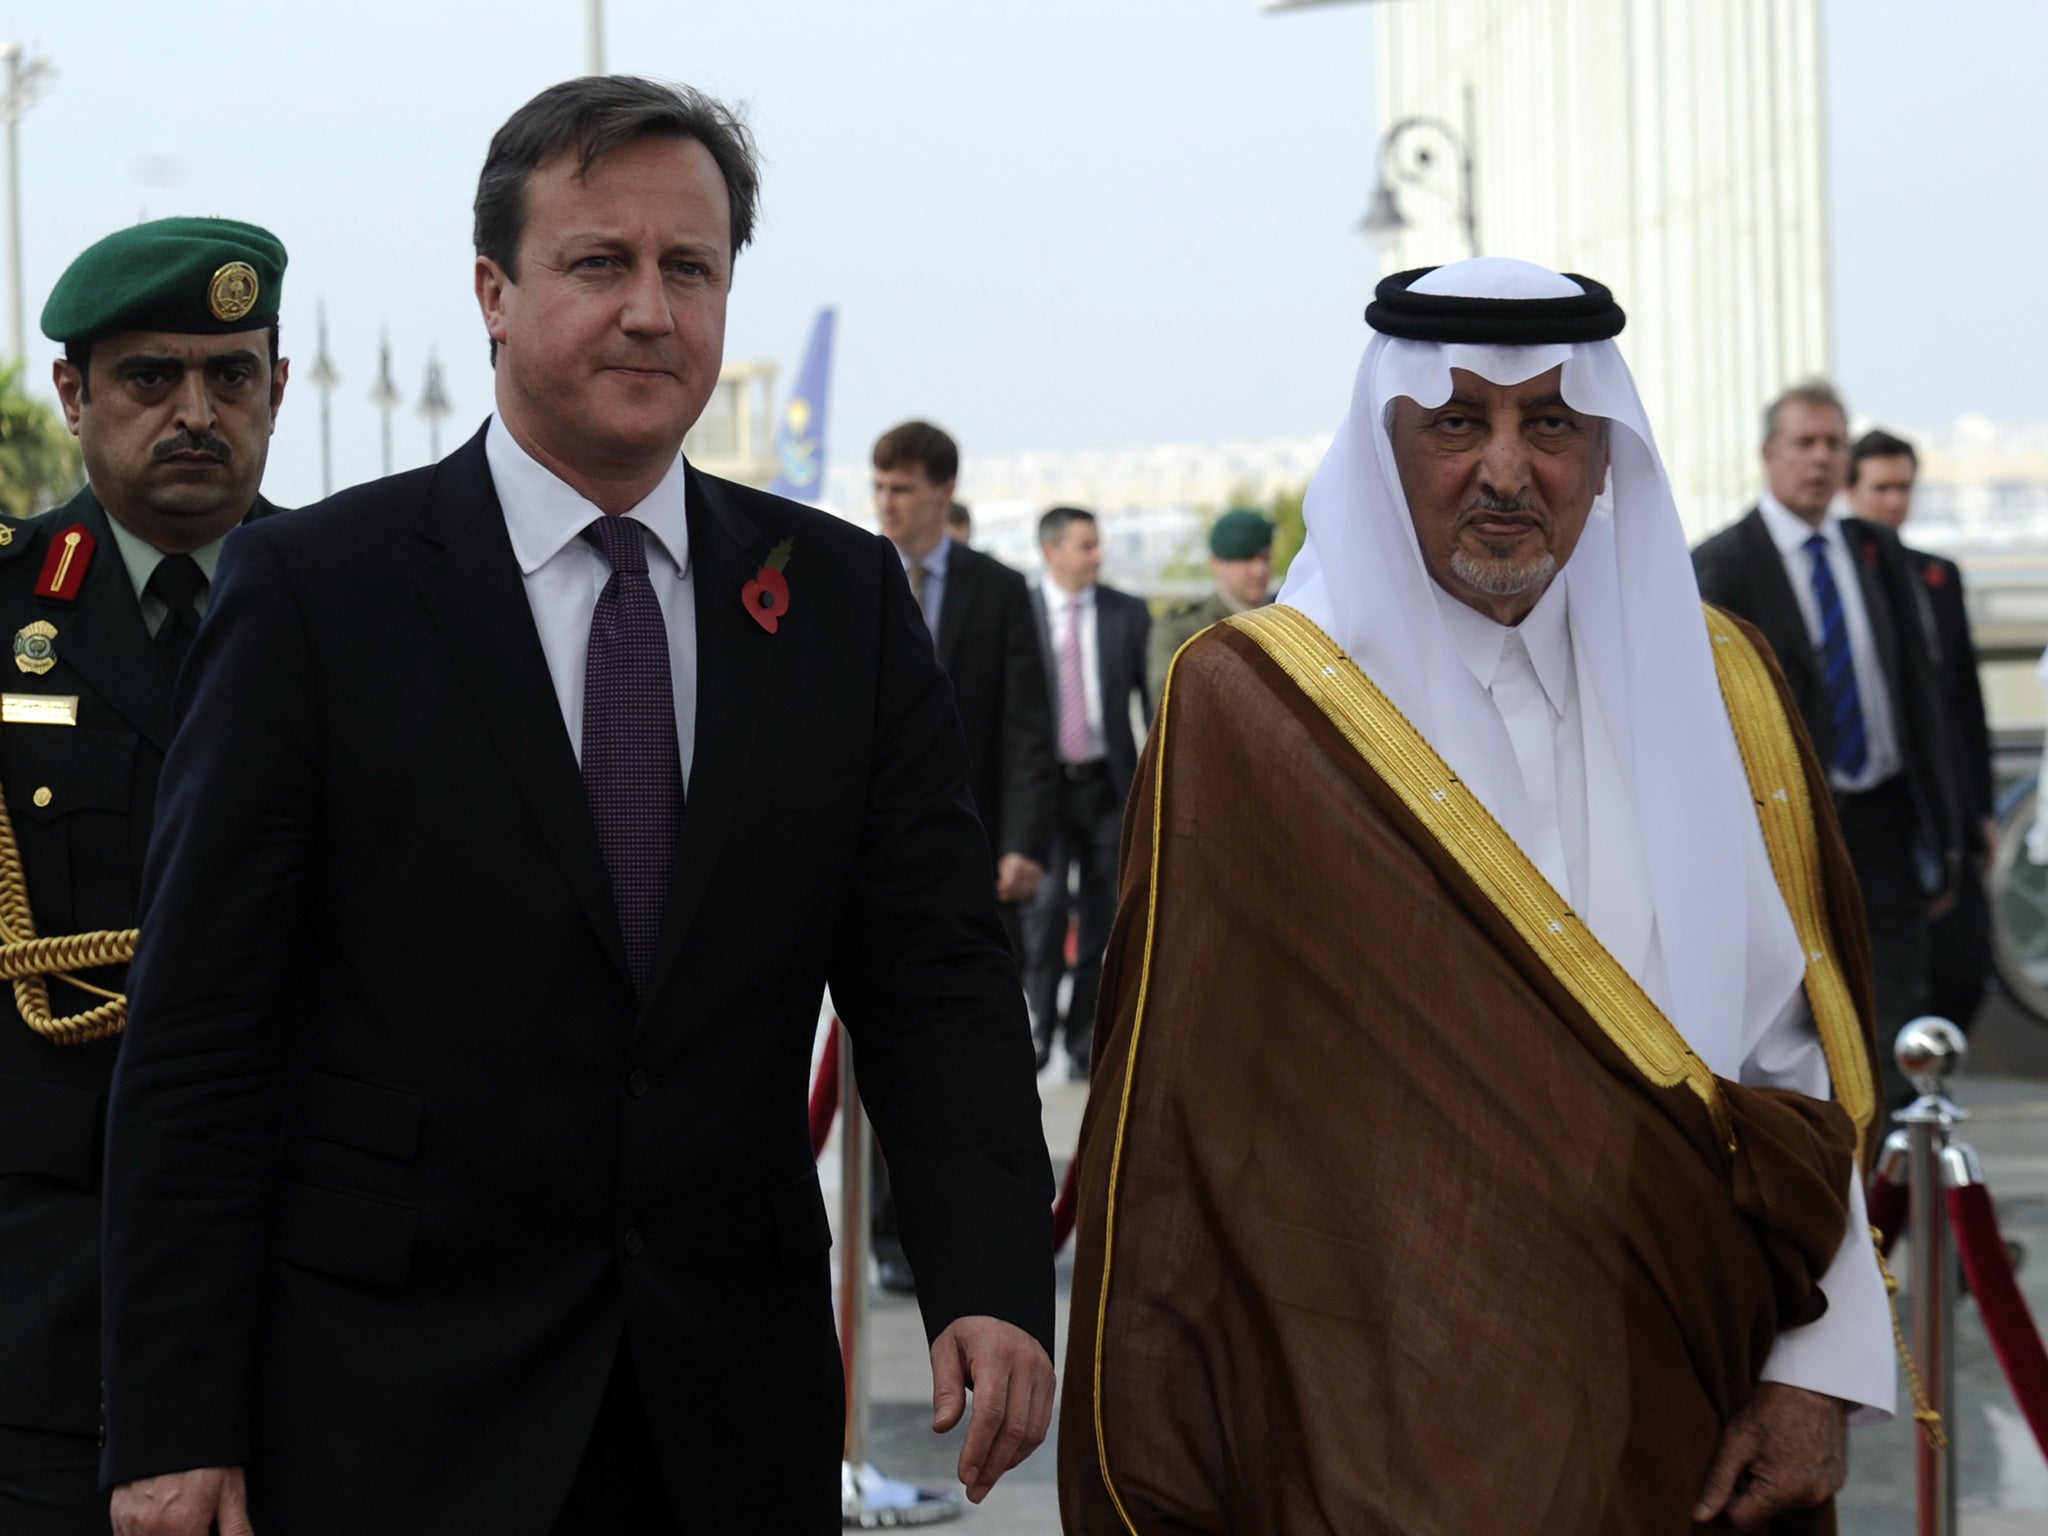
[930,1315,1055,1504]
[995,853,1044,905]
[1692,1383,1848,1529]
[112,1466,252,1536]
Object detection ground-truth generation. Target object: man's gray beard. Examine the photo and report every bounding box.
[1450,545,1556,597]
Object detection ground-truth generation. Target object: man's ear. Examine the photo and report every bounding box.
[269,356,290,420]
[476,257,512,351]
[52,360,85,436]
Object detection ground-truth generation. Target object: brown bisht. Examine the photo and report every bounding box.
[1058,605,1879,1536]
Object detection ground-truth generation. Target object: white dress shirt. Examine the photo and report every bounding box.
[1439,573,1896,1421]
[104,514,230,637]
[486,415,698,785]
[1757,493,1902,792]
[1043,579,1106,762]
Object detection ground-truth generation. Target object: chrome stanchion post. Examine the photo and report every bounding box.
[1897,1016,1967,1536]
[836,1020,963,1528]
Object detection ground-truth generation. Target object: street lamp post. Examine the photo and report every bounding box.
[308,302,340,499]
[1,42,51,367]
[586,0,604,75]
[1358,82,1479,259]
[370,331,400,478]
[418,352,452,463]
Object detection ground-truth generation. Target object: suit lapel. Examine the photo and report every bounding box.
[411,425,629,983]
[641,467,771,1011]
[1735,510,1822,699]
[1842,520,1905,704]
[37,493,173,751]
[935,541,969,668]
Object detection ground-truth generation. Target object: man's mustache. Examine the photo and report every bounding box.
[1458,492,1543,526]
[152,431,232,462]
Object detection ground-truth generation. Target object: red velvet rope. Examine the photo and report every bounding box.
[808,1025,841,1159]
[1868,1172,1907,1258]
[1052,1159,1080,1253]
[1947,1183,2048,1459]
[810,1019,1085,1255]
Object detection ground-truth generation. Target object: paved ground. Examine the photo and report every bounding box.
[825,994,2048,1533]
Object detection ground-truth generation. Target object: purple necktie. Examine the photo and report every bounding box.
[581,516,682,994]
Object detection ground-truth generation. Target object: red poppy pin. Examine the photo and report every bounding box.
[744,538,795,633]
[1924,563,1949,590]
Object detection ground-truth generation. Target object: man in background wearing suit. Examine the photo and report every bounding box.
[1028,506,1149,1080]
[0,217,288,1536]
[100,77,1054,1536]
[868,419,1055,1292]
[1848,428,1995,1031]
[1694,382,1959,1099]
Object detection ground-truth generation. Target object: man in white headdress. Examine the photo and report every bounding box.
[1058,259,1895,1534]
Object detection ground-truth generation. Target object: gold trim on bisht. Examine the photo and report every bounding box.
[1702,603,1877,1153]
[1228,602,1735,1146]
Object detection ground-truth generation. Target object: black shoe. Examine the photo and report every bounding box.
[876,1255,917,1295]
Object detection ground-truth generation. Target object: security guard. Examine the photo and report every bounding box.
[1146,506,1275,706]
[0,217,287,1534]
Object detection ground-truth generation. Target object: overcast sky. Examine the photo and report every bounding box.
[12,0,2045,508]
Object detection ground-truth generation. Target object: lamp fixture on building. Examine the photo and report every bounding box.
[1359,83,1479,260]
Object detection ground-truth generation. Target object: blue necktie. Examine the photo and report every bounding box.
[581,516,682,994]
[1803,533,1868,778]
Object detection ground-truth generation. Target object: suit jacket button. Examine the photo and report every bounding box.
[623,1228,644,1257]
[628,1068,648,1098]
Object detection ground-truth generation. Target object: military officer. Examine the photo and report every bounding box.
[1145,507,1275,706]
[0,217,287,1535]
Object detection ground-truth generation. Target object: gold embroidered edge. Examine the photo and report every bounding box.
[1090,628,1178,1536]
[1225,604,1734,1148]
[1702,604,1877,1153]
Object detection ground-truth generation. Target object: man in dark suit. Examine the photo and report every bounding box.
[1027,506,1149,1079]
[871,421,1055,954]
[868,419,1055,1291]
[100,78,1054,1536]
[1848,428,1995,1030]
[0,217,289,1536]
[1694,382,1959,1095]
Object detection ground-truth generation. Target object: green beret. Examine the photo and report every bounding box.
[40,216,286,344]
[1209,508,1276,560]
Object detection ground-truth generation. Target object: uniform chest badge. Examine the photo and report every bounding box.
[13,620,57,676]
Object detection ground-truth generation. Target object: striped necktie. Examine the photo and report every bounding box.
[1803,533,1868,778]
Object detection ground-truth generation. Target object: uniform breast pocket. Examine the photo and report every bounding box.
[0,727,138,936]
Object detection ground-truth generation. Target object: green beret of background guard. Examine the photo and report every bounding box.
[40,216,287,344]
[1209,507,1276,560]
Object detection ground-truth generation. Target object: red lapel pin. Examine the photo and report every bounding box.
[743,538,795,634]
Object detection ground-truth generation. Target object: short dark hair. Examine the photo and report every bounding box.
[1849,428,1918,484]
[946,501,972,530]
[1038,505,1097,547]
[1762,379,1847,448]
[474,77,760,362]
[872,420,958,484]
[64,323,282,405]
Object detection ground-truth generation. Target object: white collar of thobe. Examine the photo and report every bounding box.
[487,413,692,581]
[1434,571,1572,718]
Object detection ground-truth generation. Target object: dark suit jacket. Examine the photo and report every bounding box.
[1904,546,1992,850]
[99,426,1053,1534]
[0,487,279,1442]
[931,541,1055,869]
[1033,583,1151,804]
[1692,507,1959,893]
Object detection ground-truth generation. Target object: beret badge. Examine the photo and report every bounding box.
[208,261,259,323]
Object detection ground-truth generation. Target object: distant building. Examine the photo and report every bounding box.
[826,435,1330,597]
[683,360,778,488]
